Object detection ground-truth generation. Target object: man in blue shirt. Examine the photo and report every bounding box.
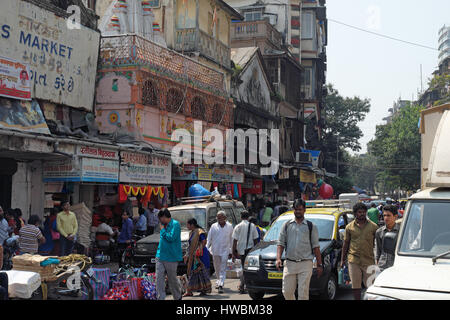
[135,208,147,237]
[117,212,133,256]
[155,208,182,300]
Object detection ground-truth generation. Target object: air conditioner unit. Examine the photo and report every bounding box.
[296,152,312,163]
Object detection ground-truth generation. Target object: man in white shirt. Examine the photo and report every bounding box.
[207,210,233,294]
[96,217,117,248]
[232,210,259,294]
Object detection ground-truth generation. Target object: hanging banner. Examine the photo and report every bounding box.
[81,157,119,183]
[0,56,31,100]
[301,148,321,167]
[242,179,263,194]
[120,151,171,185]
[300,169,316,183]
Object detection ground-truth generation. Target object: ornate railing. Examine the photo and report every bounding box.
[100,34,227,96]
[231,20,282,49]
[175,29,231,69]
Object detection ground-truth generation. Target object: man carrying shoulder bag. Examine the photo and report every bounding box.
[232,210,259,294]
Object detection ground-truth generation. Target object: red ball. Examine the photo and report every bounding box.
[319,183,334,199]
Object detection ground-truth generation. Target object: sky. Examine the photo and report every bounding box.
[326,0,450,154]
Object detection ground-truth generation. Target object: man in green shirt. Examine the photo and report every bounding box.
[367,203,380,225]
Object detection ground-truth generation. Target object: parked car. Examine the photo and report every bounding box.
[243,207,353,300]
[131,198,245,274]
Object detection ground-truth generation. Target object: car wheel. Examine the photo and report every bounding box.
[248,290,265,300]
[320,274,337,300]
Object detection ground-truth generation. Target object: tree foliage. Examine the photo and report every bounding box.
[367,102,424,193]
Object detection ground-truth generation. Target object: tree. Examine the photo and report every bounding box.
[313,84,371,177]
[367,102,423,193]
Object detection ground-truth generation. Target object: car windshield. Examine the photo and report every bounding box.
[398,201,450,258]
[169,208,207,231]
[264,214,335,242]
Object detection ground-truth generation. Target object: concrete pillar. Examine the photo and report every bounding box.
[30,160,45,220]
[11,162,31,221]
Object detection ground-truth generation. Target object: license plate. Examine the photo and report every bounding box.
[151,258,156,264]
[268,272,283,279]
[86,267,94,277]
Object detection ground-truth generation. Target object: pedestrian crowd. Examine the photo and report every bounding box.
[0,196,402,301]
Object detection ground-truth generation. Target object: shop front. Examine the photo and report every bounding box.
[119,151,172,213]
[172,164,244,203]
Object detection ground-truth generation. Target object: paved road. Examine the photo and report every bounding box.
[65,262,356,300]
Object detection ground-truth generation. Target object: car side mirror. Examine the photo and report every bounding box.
[383,232,397,255]
[339,229,345,241]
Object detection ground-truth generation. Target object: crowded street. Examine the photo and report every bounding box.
[0,0,450,308]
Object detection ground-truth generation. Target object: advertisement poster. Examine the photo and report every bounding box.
[0,56,31,100]
[0,97,50,134]
[300,169,316,183]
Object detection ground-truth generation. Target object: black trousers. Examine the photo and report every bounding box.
[0,272,8,300]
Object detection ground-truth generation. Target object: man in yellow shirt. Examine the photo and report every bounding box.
[57,201,78,256]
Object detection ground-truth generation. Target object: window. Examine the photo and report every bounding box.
[303,68,312,86]
[170,208,207,231]
[211,104,223,124]
[166,88,184,113]
[301,12,314,39]
[191,96,206,120]
[142,80,158,106]
[244,11,262,21]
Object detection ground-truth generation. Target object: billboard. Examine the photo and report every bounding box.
[0,0,100,111]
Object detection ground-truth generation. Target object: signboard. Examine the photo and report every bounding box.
[0,98,50,134]
[81,158,119,183]
[77,146,119,160]
[0,0,100,110]
[211,165,244,184]
[0,56,31,99]
[172,164,198,180]
[242,179,263,194]
[301,148,321,168]
[43,159,80,182]
[120,151,171,185]
[300,169,316,183]
[198,166,212,181]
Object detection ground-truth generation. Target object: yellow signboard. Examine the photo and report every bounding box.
[300,170,316,183]
[198,167,212,181]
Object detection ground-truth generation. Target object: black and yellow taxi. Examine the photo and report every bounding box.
[243,203,353,300]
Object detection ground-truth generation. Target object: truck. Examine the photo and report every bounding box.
[365,103,450,300]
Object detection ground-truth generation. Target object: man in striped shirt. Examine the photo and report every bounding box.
[19,215,45,254]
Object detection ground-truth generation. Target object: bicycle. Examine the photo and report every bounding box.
[119,234,144,268]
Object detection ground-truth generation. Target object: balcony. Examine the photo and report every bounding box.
[99,34,226,96]
[175,29,231,70]
[231,20,282,50]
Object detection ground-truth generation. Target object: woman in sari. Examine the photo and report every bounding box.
[183,218,211,297]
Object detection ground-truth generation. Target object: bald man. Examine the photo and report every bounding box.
[207,211,233,293]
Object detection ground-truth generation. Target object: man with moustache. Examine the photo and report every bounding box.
[340,202,378,300]
[276,199,323,300]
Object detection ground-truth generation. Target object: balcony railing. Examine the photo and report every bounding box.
[175,29,231,69]
[100,34,226,96]
[231,20,282,49]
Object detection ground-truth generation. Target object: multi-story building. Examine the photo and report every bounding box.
[96,0,244,201]
[438,25,450,72]
[382,99,411,123]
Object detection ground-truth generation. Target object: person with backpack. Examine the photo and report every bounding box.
[232,210,259,294]
[276,199,323,300]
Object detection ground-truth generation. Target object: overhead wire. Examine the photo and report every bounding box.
[328,18,439,51]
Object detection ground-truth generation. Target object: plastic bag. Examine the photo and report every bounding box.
[189,184,211,197]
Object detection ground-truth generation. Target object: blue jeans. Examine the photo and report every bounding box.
[60,236,74,256]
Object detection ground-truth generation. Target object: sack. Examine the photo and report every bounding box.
[141,279,157,300]
[4,270,41,299]
[129,277,143,300]
[188,184,211,197]
[103,286,130,300]
[89,268,110,300]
